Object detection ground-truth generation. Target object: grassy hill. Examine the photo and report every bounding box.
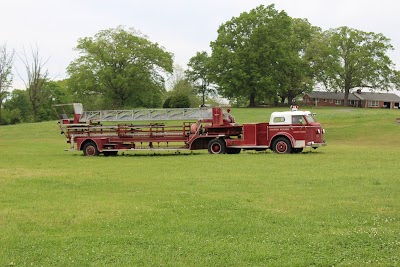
[0,107,399,266]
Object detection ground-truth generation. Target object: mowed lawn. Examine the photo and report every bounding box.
[0,107,399,266]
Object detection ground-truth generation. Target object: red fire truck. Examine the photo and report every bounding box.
[53,103,326,156]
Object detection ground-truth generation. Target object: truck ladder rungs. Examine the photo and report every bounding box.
[79,108,215,122]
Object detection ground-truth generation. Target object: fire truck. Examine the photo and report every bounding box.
[53,103,326,156]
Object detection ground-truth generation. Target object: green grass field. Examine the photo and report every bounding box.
[0,107,399,266]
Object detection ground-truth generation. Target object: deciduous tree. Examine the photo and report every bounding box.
[18,46,49,121]
[275,18,319,104]
[209,5,315,106]
[0,43,14,124]
[67,26,173,109]
[186,51,215,106]
[309,26,398,105]
[163,78,198,108]
[3,89,31,123]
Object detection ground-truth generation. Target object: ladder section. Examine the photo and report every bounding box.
[79,108,214,122]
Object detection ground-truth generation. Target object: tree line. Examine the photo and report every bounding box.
[1,4,399,125]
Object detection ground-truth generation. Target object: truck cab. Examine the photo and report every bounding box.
[224,108,326,154]
[267,110,326,153]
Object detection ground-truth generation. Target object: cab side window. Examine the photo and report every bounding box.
[273,117,285,123]
[292,115,304,125]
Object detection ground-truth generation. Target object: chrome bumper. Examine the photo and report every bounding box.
[307,141,327,148]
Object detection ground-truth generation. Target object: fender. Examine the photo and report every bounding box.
[188,136,220,150]
[77,138,95,151]
[268,132,295,147]
[77,138,108,152]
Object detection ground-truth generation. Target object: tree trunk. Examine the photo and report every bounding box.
[344,74,351,107]
[249,92,256,107]
[344,89,349,107]
[32,104,38,122]
[201,84,206,106]
[120,96,125,108]
[288,95,294,105]
[22,46,49,122]
[0,93,4,123]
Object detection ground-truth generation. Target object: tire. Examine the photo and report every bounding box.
[83,142,99,156]
[208,139,226,154]
[226,148,241,154]
[272,137,292,154]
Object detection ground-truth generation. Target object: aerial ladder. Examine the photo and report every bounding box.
[53,103,234,124]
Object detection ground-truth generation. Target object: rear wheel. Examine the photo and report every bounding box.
[272,137,292,154]
[208,139,226,154]
[83,142,99,156]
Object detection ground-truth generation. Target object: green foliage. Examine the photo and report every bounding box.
[0,108,22,125]
[163,78,199,108]
[0,43,14,124]
[209,4,316,106]
[2,89,31,123]
[169,93,191,108]
[0,108,399,266]
[309,26,397,105]
[1,80,73,124]
[67,26,173,109]
[205,97,223,107]
[186,51,215,105]
[48,79,73,105]
[39,80,74,121]
[274,18,318,103]
[162,96,172,108]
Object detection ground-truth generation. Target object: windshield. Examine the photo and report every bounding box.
[305,114,316,123]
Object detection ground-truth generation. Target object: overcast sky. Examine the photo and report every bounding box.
[2,0,400,90]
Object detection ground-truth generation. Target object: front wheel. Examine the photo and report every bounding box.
[83,142,99,156]
[208,139,226,154]
[272,138,292,154]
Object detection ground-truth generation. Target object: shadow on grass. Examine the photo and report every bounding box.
[299,150,325,155]
[120,151,201,157]
[69,149,325,157]
[70,151,202,157]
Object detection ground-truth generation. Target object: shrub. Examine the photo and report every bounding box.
[169,94,191,108]
[163,97,172,108]
[0,108,22,125]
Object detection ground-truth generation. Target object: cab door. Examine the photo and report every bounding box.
[291,115,307,148]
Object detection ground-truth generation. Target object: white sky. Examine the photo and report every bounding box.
[1,0,400,90]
